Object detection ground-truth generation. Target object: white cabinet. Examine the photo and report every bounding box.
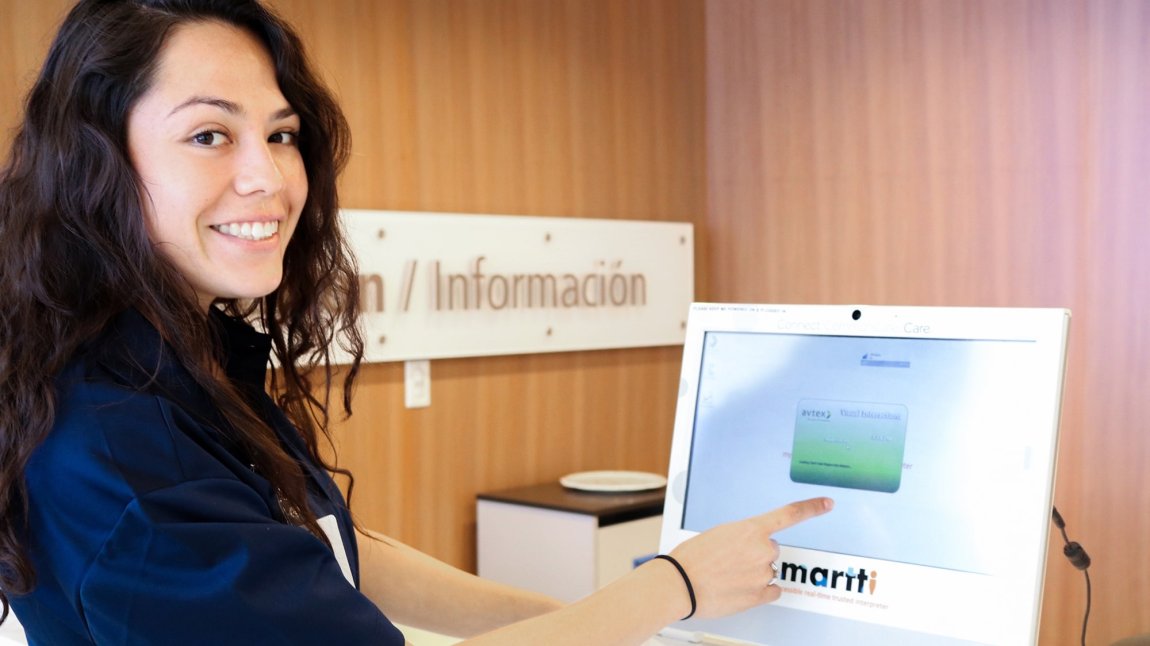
[477,482,664,602]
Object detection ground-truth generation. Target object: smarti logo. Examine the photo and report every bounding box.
[779,561,879,595]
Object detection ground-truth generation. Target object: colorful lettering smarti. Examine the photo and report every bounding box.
[779,561,879,595]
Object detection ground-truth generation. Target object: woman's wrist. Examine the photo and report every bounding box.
[651,555,696,620]
[644,554,696,624]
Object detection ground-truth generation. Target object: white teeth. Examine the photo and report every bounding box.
[213,221,279,241]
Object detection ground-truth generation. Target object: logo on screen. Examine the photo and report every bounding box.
[779,561,879,595]
[799,407,833,420]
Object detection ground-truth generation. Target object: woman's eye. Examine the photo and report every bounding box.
[270,130,299,146]
[190,130,227,147]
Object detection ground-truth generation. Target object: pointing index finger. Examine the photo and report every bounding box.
[756,497,834,534]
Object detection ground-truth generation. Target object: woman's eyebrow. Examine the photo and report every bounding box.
[167,96,297,121]
[167,95,241,118]
[272,106,298,121]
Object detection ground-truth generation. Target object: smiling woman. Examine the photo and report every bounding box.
[0,1,832,644]
[0,0,386,641]
[127,20,308,311]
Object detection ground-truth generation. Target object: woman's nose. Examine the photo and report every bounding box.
[233,141,287,196]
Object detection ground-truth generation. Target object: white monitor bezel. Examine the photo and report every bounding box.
[659,303,1071,645]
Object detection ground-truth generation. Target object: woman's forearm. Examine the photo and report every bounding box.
[359,497,832,644]
[357,529,564,638]
[458,556,687,646]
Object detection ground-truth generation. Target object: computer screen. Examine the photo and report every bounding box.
[659,304,1070,645]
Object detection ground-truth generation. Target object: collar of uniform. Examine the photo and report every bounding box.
[211,307,273,391]
[93,308,272,395]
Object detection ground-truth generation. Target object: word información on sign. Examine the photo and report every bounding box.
[339,210,694,363]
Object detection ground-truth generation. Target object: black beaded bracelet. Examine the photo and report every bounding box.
[652,554,696,620]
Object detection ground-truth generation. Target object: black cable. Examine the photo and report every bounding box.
[1082,569,1092,646]
[1052,506,1091,646]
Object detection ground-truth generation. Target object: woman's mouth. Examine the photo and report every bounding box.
[211,221,279,241]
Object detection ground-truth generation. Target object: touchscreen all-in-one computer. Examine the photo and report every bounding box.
[654,303,1070,645]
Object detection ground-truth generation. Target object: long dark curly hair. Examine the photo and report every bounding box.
[0,0,363,621]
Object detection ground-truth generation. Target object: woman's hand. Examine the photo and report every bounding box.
[664,497,834,619]
[455,497,833,645]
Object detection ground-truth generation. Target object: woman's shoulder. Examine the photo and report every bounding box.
[33,311,255,516]
[43,345,255,491]
[23,352,267,601]
[34,362,232,509]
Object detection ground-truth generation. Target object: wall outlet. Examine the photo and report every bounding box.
[404,360,431,409]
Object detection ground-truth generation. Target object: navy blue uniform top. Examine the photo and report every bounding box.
[10,309,405,645]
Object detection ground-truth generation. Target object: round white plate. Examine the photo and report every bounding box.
[559,470,667,493]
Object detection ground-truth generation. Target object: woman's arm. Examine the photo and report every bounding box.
[359,497,832,645]
[357,528,564,638]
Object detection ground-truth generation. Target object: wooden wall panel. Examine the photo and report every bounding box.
[272,0,706,221]
[705,0,1149,643]
[0,2,72,133]
[264,0,708,571]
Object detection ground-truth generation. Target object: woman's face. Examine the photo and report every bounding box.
[127,20,307,312]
